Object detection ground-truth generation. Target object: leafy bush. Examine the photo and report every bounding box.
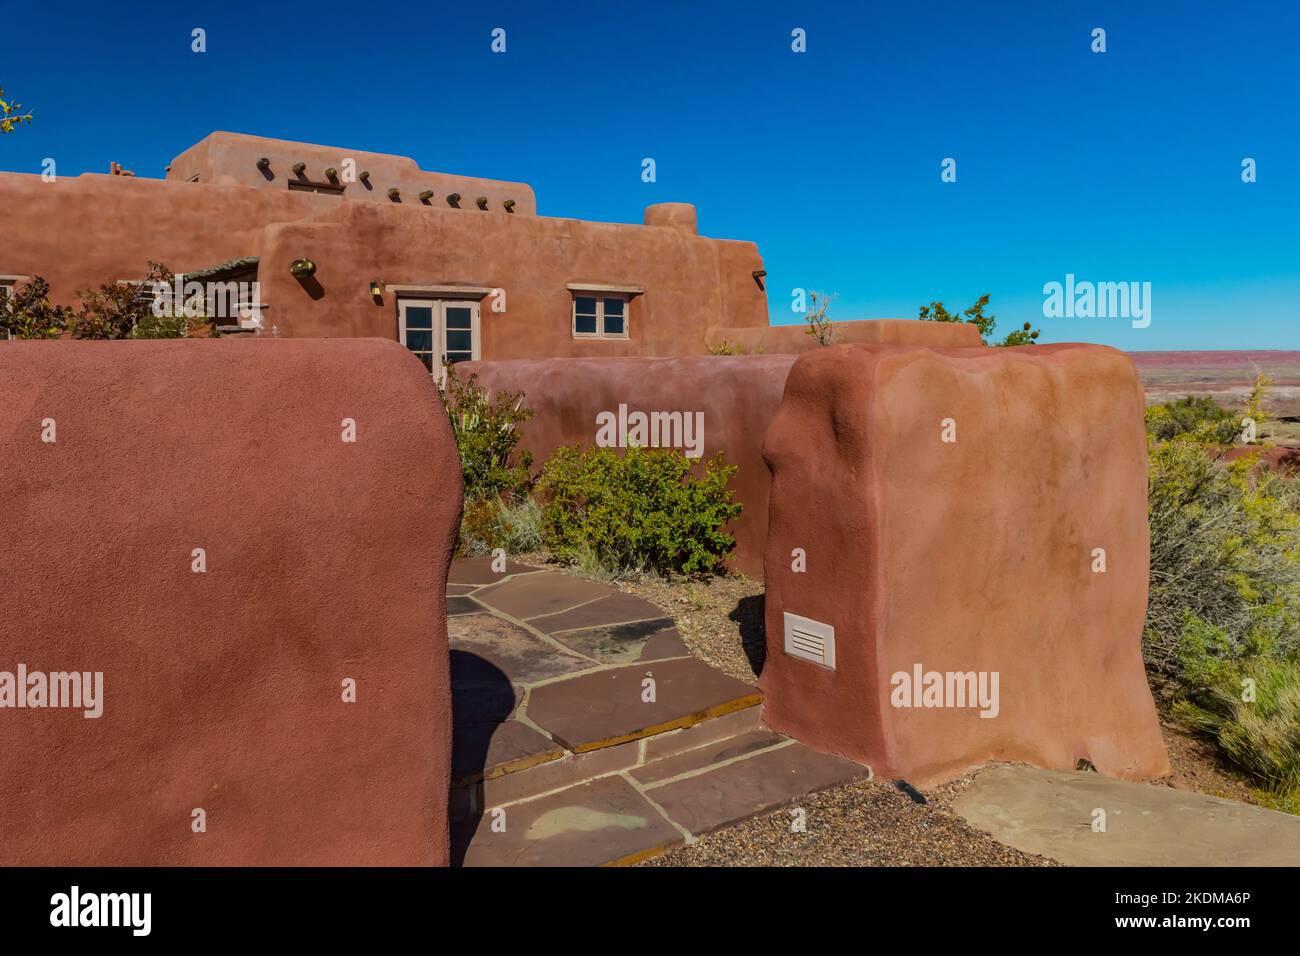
[1145,378,1300,810]
[0,276,70,339]
[440,370,534,502]
[1174,653,1300,797]
[918,293,1040,346]
[537,444,741,577]
[458,496,543,556]
[71,261,212,340]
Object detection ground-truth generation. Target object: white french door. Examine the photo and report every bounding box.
[398,298,481,374]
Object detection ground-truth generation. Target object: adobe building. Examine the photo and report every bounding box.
[1,131,979,367]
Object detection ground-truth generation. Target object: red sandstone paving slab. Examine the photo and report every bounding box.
[450,649,521,725]
[449,613,592,685]
[642,705,762,761]
[446,595,485,616]
[528,592,669,633]
[549,619,678,664]
[474,571,611,620]
[455,775,683,867]
[638,626,690,661]
[524,657,762,752]
[644,742,870,836]
[452,719,565,786]
[448,556,541,586]
[629,729,786,786]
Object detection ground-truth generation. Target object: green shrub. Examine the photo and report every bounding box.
[0,276,69,339]
[440,370,534,501]
[537,444,741,577]
[458,496,543,556]
[1173,652,1300,796]
[1146,379,1300,810]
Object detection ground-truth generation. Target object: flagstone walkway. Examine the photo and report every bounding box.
[446,556,869,866]
[953,764,1300,866]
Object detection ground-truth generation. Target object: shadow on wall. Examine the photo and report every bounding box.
[730,594,766,678]
[448,650,514,867]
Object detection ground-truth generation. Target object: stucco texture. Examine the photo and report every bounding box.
[759,342,1170,786]
[0,339,459,865]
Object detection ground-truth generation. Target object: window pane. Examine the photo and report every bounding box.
[404,306,433,330]
[602,313,625,336]
[603,298,625,317]
[445,307,473,330]
[405,329,433,351]
[575,314,597,334]
[574,297,598,316]
[445,329,472,351]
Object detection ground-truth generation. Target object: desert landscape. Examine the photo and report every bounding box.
[1132,349,1300,446]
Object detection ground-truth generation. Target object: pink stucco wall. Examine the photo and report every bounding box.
[0,338,460,865]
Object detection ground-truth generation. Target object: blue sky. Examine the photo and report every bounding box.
[2,0,1296,349]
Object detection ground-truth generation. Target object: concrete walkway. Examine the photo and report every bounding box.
[447,557,869,866]
[953,764,1300,866]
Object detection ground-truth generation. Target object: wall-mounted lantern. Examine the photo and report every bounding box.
[419,190,434,202]
[387,188,401,201]
[291,162,307,175]
[359,170,371,183]
[446,193,461,207]
[502,199,516,212]
[257,157,271,171]
[476,196,489,210]
[324,167,338,181]
[290,258,317,278]
[369,280,383,299]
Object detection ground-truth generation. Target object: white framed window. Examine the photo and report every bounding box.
[398,298,481,374]
[571,293,629,339]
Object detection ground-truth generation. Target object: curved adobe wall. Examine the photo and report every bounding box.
[458,356,797,576]
[759,342,1170,785]
[0,339,460,865]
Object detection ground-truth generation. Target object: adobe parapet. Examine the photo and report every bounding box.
[167,131,537,215]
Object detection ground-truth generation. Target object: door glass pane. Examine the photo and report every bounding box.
[403,306,433,330]
[445,329,472,352]
[416,353,434,372]
[445,351,473,364]
[405,329,434,352]
[445,306,473,330]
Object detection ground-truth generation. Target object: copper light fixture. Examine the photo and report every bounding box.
[369,280,383,298]
[289,258,316,278]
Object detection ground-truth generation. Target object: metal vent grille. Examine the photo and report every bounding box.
[783,612,836,669]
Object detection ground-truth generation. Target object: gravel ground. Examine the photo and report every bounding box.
[641,774,1058,867]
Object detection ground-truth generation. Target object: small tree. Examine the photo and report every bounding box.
[0,88,33,133]
[919,293,1040,346]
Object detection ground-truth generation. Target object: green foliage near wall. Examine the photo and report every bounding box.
[918,293,1040,346]
[1144,379,1300,809]
[0,277,69,339]
[440,370,535,504]
[537,444,742,577]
